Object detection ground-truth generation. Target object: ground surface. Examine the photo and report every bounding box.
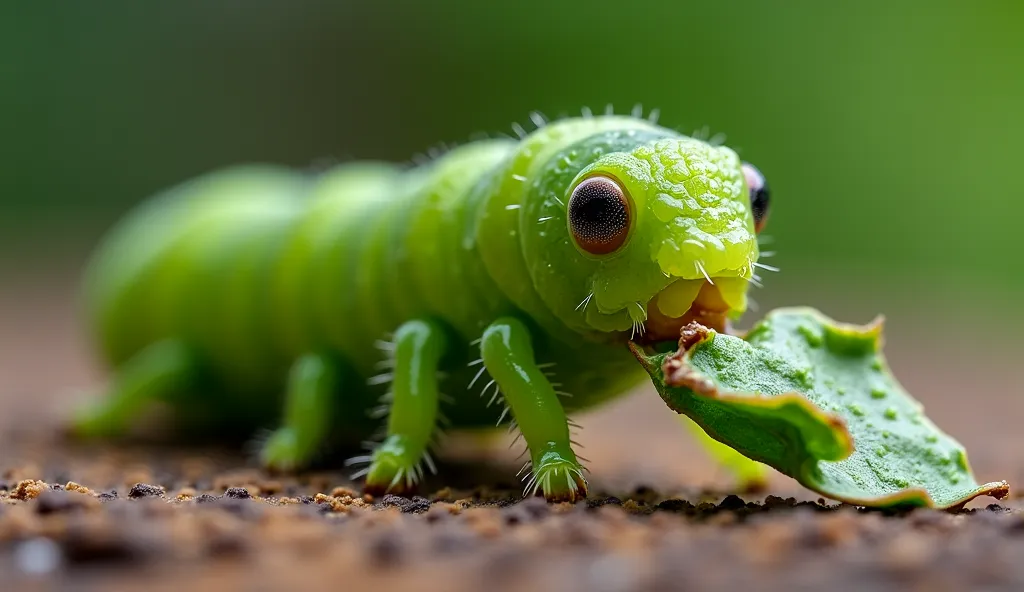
[2,272,1024,591]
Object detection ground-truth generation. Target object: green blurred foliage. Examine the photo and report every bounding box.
[3,0,1023,303]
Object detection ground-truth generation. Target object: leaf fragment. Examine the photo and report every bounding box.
[632,307,1008,509]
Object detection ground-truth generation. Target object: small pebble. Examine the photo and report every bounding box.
[224,487,251,499]
[14,538,63,575]
[127,483,165,499]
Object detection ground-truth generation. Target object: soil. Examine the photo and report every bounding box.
[3,273,1024,591]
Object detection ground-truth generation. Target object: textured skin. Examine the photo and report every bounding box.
[77,115,762,500]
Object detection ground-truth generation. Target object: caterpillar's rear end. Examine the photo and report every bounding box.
[74,112,770,502]
[83,167,309,390]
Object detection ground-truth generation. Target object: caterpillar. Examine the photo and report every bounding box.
[74,109,771,502]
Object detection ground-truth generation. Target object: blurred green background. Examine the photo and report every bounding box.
[3,0,1022,323]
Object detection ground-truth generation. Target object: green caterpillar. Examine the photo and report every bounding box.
[74,110,771,502]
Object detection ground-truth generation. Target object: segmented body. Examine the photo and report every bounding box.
[87,118,661,425]
[79,113,764,500]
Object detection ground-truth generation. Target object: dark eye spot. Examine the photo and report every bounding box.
[568,175,631,255]
[742,162,770,233]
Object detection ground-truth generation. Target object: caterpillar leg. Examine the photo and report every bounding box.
[681,415,769,491]
[72,339,196,438]
[260,353,339,471]
[362,319,447,495]
[480,317,587,503]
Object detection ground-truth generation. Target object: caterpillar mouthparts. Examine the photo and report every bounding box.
[642,280,734,342]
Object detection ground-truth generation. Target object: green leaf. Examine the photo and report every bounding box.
[680,413,770,490]
[631,307,1008,509]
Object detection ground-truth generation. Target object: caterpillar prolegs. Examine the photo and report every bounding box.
[74,111,771,501]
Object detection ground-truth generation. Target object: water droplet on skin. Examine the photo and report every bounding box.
[870,387,886,399]
[884,407,898,420]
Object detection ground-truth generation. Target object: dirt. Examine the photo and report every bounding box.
[3,273,1024,591]
[2,450,1023,592]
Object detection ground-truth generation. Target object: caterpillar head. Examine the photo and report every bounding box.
[523,131,769,342]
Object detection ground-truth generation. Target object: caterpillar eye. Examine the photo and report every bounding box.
[742,162,770,233]
[568,175,632,255]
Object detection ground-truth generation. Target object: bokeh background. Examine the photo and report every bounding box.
[2,1,1022,486]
